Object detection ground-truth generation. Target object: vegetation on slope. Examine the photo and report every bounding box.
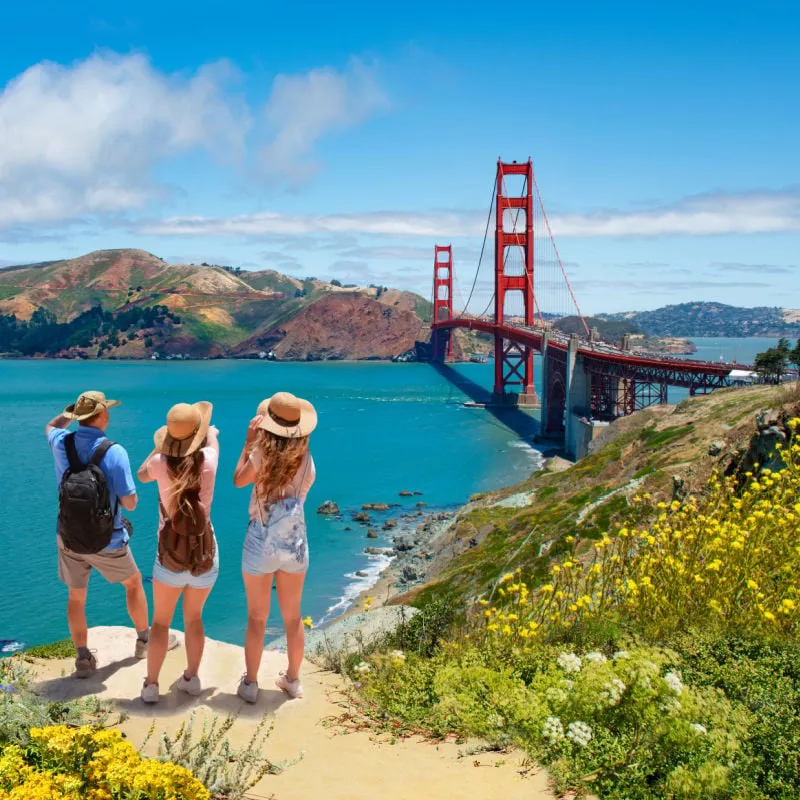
[338,385,800,800]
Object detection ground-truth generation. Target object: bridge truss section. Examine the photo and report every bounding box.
[583,355,731,419]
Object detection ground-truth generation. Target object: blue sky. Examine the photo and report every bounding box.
[0,0,798,313]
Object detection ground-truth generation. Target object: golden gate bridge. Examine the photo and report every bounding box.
[425,159,742,458]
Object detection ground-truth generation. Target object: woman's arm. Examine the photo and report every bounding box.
[233,416,261,488]
[136,449,158,483]
[206,425,220,454]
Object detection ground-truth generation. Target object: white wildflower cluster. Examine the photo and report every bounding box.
[561,679,575,691]
[487,713,505,729]
[613,650,630,660]
[584,651,608,664]
[566,721,593,747]
[690,723,708,735]
[542,716,564,744]
[389,650,406,661]
[602,678,627,707]
[557,652,583,674]
[355,661,372,674]
[664,671,684,696]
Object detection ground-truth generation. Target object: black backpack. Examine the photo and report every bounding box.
[58,434,118,554]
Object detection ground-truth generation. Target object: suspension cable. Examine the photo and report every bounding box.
[531,167,590,336]
[454,173,497,319]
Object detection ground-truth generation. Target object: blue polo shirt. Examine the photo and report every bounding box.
[48,427,136,551]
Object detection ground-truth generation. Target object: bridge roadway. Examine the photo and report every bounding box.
[432,316,740,383]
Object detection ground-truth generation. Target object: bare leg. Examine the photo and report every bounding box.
[181,587,212,679]
[275,571,306,681]
[122,572,149,632]
[242,572,274,683]
[146,581,182,686]
[67,587,89,649]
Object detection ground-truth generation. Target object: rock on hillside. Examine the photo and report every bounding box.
[234,292,431,360]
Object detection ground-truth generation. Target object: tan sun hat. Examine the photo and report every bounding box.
[63,390,121,421]
[256,398,270,417]
[258,392,317,439]
[154,401,213,457]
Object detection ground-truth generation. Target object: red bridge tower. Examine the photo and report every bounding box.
[432,244,453,360]
[494,159,538,405]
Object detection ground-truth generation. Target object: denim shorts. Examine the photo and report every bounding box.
[152,535,219,590]
[242,499,309,576]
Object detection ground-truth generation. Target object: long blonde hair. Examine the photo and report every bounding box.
[254,429,308,504]
[165,448,205,521]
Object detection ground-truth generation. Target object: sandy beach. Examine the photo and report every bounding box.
[32,626,554,800]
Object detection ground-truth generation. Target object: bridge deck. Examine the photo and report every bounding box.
[432,317,742,377]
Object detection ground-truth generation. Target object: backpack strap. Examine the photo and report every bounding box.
[64,433,82,471]
[90,439,116,467]
[90,439,120,520]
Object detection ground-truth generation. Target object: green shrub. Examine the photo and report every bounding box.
[24,638,75,659]
[672,632,800,800]
[0,656,120,747]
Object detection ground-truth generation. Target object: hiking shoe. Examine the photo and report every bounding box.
[177,673,202,697]
[237,675,259,704]
[74,652,97,679]
[140,681,159,704]
[275,671,303,699]
[135,632,179,659]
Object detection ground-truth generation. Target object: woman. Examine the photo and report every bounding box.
[137,401,219,704]
[233,391,316,702]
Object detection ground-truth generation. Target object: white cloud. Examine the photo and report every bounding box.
[0,53,389,231]
[138,188,800,242]
[551,190,800,237]
[259,59,388,182]
[139,209,482,238]
[0,53,246,226]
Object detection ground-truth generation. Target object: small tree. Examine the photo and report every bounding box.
[790,338,800,380]
[754,346,788,384]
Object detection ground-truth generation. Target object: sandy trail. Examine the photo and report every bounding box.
[33,626,554,800]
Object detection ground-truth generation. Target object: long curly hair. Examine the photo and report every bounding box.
[165,446,205,521]
[254,429,309,505]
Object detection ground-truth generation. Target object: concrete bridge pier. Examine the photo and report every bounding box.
[564,334,594,459]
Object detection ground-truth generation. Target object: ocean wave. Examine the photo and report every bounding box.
[0,639,24,654]
[317,552,395,626]
[507,440,547,470]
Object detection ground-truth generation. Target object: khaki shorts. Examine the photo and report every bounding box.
[57,535,139,589]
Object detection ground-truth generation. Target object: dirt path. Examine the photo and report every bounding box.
[33,626,554,800]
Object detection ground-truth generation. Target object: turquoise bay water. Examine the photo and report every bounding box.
[0,360,541,649]
[0,338,779,650]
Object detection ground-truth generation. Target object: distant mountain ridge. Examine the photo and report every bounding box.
[599,302,800,338]
[0,249,441,360]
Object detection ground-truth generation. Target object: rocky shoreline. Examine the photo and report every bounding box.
[309,496,460,626]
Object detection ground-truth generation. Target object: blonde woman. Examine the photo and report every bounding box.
[233,392,316,703]
[136,402,219,704]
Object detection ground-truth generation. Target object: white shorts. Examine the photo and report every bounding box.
[242,500,308,575]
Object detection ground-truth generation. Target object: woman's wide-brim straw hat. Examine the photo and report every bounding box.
[258,392,317,439]
[63,390,121,421]
[154,401,213,457]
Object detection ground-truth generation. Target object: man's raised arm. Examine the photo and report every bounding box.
[45,413,71,437]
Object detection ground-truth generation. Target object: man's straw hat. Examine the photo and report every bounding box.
[63,390,121,421]
[258,392,317,439]
[154,401,213,458]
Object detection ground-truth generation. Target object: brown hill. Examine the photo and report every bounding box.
[0,249,439,361]
[234,293,430,360]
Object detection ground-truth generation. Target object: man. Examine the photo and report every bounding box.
[46,390,174,678]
